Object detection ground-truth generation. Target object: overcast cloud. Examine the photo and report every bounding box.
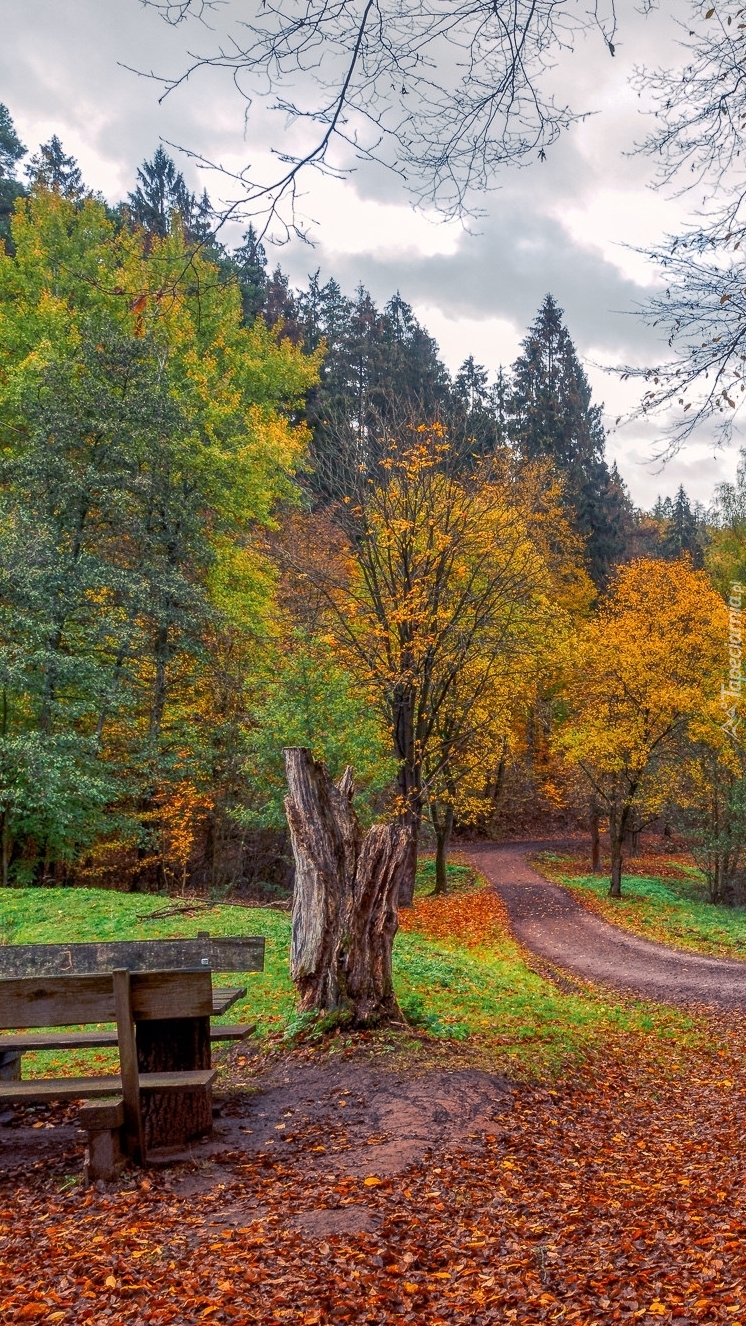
[0,0,735,506]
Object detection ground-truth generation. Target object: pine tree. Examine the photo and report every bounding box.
[655,485,706,566]
[127,147,212,243]
[232,224,268,323]
[25,136,83,198]
[0,105,25,249]
[508,294,622,586]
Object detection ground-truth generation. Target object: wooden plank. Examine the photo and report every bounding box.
[79,1097,124,1130]
[0,1069,216,1105]
[0,975,115,1030]
[140,1069,216,1092]
[0,1022,253,1052]
[130,970,213,1022]
[212,1023,254,1041]
[0,1076,123,1103]
[113,969,144,1163]
[0,1030,118,1052]
[0,936,265,978]
[212,986,247,1016]
[202,936,265,973]
[0,969,214,1030]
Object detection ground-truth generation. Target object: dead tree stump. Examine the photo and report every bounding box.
[284,748,410,1023]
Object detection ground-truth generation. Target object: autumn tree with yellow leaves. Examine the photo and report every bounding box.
[290,428,594,901]
[558,559,728,897]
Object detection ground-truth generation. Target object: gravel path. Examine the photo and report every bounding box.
[465,841,746,1010]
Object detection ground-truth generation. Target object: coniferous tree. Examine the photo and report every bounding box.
[25,136,84,198]
[127,147,212,243]
[508,294,623,586]
[264,265,302,341]
[654,485,707,566]
[232,224,268,323]
[294,281,454,500]
[0,105,25,249]
[453,356,503,456]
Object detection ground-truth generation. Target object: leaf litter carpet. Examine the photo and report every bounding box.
[2,1029,746,1325]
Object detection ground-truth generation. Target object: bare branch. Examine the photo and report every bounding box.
[616,3,746,451]
[135,0,620,229]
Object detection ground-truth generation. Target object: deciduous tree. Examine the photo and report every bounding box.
[0,184,318,886]
[558,559,727,897]
[291,428,591,903]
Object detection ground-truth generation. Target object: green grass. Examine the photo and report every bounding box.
[538,855,746,960]
[413,856,476,897]
[0,889,294,1078]
[0,871,705,1081]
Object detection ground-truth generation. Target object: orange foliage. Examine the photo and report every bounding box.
[398,883,509,948]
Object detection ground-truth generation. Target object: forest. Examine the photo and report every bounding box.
[0,104,743,913]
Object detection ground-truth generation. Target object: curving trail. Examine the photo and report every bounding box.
[464,841,746,1010]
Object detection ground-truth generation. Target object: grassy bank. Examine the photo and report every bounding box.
[535,850,746,961]
[0,861,704,1081]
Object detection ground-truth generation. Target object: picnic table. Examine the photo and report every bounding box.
[0,931,265,1167]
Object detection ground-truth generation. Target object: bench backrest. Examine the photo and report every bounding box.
[0,969,213,1030]
[0,935,264,978]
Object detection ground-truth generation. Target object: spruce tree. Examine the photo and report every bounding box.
[25,136,84,198]
[232,224,268,323]
[453,356,502,456]
[292,280,454,501]
[0,104,25,249]
[127,147,212,243]
[655,485,706,566]
[508,294,623,586]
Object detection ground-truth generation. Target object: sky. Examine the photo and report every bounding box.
[0,0,737,509]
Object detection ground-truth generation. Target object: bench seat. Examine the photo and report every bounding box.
[0,1068,216,1105]
[0,1023,254,1053]
[212,987,247,1015]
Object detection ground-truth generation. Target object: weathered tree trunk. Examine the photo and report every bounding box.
[431,802,454,895]
[590,803,602,874]
[284,748,410,1023]
[137,1016,212,1149]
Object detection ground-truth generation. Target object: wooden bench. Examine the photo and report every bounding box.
[0,968,216,1174]
[0,933,266,1174]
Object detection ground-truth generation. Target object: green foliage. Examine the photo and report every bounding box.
[0,104,25,251]
[707,446,746,594]
[243,631,396,828]
[554,864,746,957]
[0,185,319,886]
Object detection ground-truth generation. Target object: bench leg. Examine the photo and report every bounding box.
[137,1015,212,1148]
[113,969,145,1164]
[0,1051,22,1082]
[85,1126,125,1182]
[80,1097,126,1183]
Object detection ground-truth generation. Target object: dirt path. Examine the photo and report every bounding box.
[466,840,746,1009]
